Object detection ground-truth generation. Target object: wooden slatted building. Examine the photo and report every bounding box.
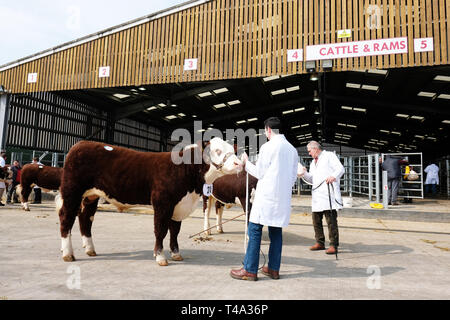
[0,0,449,158]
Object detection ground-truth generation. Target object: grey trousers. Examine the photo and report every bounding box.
[388,178,401,203]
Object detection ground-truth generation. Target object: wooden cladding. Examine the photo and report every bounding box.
[0,0,449,94]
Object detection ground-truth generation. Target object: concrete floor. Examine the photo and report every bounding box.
[0,199,449,300]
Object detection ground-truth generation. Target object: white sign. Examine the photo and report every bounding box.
[337,29,352,39]
[287,49,304,62]
[99,66,110,78]
[203,184,213,197]
[27,73,38,83]
[184,58,198,71]
[306,37,408,61]
[414,37,434,53]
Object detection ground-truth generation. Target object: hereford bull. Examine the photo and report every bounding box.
[57,138,242,265]
[16,164,63,211]
[202,172,258,235]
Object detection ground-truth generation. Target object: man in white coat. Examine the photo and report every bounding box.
[424,163,439,196]
[298,141,345,255]
[230,117,299,281]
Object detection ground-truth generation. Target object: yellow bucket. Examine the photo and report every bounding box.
[370,202,384,209]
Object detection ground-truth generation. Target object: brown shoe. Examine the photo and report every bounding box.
[326,246,338,255]
[310,243,325,251]
[230,268,257,281]
[261,266,280,280]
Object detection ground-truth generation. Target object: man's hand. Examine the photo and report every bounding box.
[297,164,306,177]
[239,152,248,171]
[325,176,336,184]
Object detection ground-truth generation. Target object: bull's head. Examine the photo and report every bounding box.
[203,137,243,183]
[0,166,12,180]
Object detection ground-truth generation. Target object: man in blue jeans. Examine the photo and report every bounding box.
[230,117,299,281]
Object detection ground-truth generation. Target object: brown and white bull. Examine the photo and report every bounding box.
[202,172,258,235]
[16,164,63,211]
[57,138,242,266]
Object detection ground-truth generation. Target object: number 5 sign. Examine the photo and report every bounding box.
[287,49,304,62]
[414,38,434,53]
[184,58,198,71]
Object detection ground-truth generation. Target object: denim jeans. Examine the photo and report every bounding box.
[243,222,283,274]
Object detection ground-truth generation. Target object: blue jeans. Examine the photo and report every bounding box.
[243,222,283,274]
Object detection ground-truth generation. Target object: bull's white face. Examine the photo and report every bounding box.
[208,137,243,175]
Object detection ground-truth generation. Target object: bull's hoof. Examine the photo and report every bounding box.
[86,250,97,257]
[63,254,76,262]
[217,228,224,234]
[204,230,211,236]
[171,253,184,261]
[157,259,169,266]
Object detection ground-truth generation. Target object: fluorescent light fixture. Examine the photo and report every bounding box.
[227,100,241,105]
[165,115,177,120]
[434,75,450,82]
[291,125,301,129]
[368,69,388,75]
[263,75,280,82]
[138,87,146,91]
[213,103,227,109]
[392,131,401,135]
[158,103,167,107]
[286,85,300,92]
[346,83,360,89]
[236,120,246,124]
[361,84,379,91]
[354,107,366,112]
[396,113,409,118]
[146,106,157,111]
[271,89,286,96]
[247,118,257,122]
[178,113,186,117]
[410,115,424,121]
[417,91,436,97]
[442,120,450,124]
[113,93,130,99]
[198,91,213,97]
[213,88,229,94]
[197,129,206,132]
[341,106,353,110]
[341,105,366,112]
[438,94,450,100]
[301,124,309,127]
[283,110,294,115]
[295,107,305,112]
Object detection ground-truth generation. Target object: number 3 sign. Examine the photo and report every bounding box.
[184,58,198,71]
[414,38,433,53]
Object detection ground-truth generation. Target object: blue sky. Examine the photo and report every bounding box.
[0,0,188,66]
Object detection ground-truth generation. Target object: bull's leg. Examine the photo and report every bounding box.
[203,196,213,236]
[78,197,99,257]
[57,193,82,262]
[17,184,32,211]
[216,202,224,233]
[169,219,183,261]
[153,207,172,266]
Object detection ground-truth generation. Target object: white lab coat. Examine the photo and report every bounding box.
[245,134,299,228]
[424,164,439,185]
[0,156,6,189]
[302,150,345,212]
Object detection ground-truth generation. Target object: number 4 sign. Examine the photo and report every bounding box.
[287,49,304,62]
[414,38,434,53]
[184,58,198,71]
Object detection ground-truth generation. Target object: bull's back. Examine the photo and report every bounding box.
[62,141,173,204]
